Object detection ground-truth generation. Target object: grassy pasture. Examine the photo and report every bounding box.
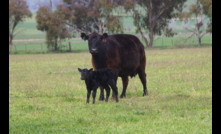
[9,47,212,133]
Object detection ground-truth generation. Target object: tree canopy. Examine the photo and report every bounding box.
[178,0,212,46]
[199,0,212,33]
[58,0,124,34]
[36,5,72,51]
[124,0,187,48]
[9,0,32,52]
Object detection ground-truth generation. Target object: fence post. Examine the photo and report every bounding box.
[171,38,173,46]
[68,42,71,51]
[162,37,164,47]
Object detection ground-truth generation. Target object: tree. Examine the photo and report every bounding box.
[179,0,212,46]
[36,5,71,51]
[124,0,187,48]
[58,0,124,35]
[9,0,32,52]
[199,0,212,33]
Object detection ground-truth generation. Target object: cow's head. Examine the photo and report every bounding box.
[78,68,93,80]
[81,32,108,55]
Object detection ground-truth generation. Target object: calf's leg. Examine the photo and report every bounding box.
[109,83,119,102]
[111,75,118,99]
[99,86,105,101]
[103,85,110,102]
[92,88,98,104]
[86,90,91,103]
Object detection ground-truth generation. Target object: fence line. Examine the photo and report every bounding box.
[11,33,212,52]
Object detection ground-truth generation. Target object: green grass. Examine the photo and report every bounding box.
[9,47,212,133]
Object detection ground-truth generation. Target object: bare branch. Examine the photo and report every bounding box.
[185,27,197,34]
[180,33,195,44]
[93,18,100,27]
[152,2,173,24]
[200,32,209,38]
[13,28,26,37]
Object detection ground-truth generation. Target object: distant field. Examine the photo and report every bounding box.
[10,10,211,54]
[11,12,211,53]
[9,47,212,133]
[14,14,210,38]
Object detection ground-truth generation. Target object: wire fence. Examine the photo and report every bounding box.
[10,33,212,53]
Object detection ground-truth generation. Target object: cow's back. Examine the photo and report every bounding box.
[106,34,146,77]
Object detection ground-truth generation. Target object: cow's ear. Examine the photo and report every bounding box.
[78,68,82,72]
[81,33,88,40]
[101,33,108,39]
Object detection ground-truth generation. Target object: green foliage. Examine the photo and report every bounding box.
[199,0,212,18]
[9,47,212,133]
[178,0,212,46]
[9,0,32,51]
[59,0,124,34]
[199,0,212,33]
[36,6,71,51]
[124,0,187,47]
[106,16,124,34]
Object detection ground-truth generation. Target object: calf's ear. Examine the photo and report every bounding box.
[101,33,108,39]
[78,68,82,72]
[81,33,88,40]
[89,68,93,72]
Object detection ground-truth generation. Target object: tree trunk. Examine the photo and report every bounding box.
[142,35,149,48]
[196,24,201,47]
[147,0,153,48]
[9,35,13,52]
[137,27,148,48]
[9,42,12,52]
[98,19,103,35]
[197,35,201,47]
[148,27,154,48]
[54,37,58,51]
[50,0,52,11]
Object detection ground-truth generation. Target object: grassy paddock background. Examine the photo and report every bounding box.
[11,14,212,53]
[9,47,212,133]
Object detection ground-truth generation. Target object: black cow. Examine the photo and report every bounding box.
[78,68,119,104]
[81,32,147,100]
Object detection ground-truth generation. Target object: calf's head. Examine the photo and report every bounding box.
[78,68,93,80]
[81,32,108,55]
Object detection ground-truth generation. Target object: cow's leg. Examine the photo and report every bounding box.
[103,85,110,102]
[137,67,148,96]
[109,82,119,102]
[99,86,105,101]
[120,76,129,98]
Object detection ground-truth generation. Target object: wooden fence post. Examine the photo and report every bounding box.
[162,37,164,47]
[171,38,173,46]
[68,42,71,51]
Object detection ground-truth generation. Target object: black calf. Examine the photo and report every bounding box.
[78,68,119,104]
